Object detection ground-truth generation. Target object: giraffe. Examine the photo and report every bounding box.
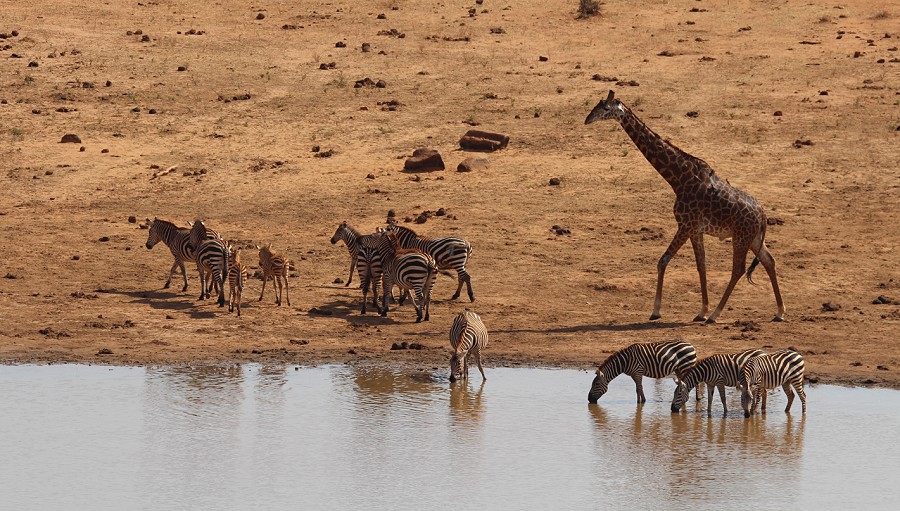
[584,90,784,323]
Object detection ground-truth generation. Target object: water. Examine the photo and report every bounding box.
[1,364,898,510]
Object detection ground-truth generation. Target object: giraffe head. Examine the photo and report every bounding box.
[584,90,625,124]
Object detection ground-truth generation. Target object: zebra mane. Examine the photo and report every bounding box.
[153,218,180,230]
[392,224,419,236]
[598,348,625,373]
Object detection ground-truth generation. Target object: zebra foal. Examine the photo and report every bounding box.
[449,311,489,382]
[227,244,249,316]
[671,348,765,415]
[588,339,697,404]
[740,349,807,418]
[257,243,294,306]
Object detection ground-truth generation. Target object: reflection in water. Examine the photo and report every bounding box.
[1,365,898,510]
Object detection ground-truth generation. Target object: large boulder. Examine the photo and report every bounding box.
[459,129,509,151]
[457,157,490,172]
[403,148,445,172]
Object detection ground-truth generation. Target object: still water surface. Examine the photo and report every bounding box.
[1,364,898,510]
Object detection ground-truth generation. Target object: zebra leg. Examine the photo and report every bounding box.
[380,277,391,317]
[630,374,646,403]
[275,275,282,305]
[413,288,425,323]
[178,260,189,292]
[695,381,704,401]
[451,275,464,300]
[283,273,290,306]
[197,266,207,301]
[718,384,727,414]
[347,254,356,287]
[795,379,807,414]
[165,260,178,289]
[783,382,795,413]
[258,274,268,302]
[360,276,369,314]
[706,384,715,417]
[474,349,486,381]
[464,272,474,302]
[216,269,226,307]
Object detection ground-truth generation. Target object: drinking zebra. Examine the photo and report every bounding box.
[330,221,384,287]
[378,230,437,322]
[227,244,249,316]
[145,217,220,292]
[671,348,766,415]
[588,339,697,403]
[385,221,474,302]
[740,349,806,418]
[449,310,489,382]
[257,243,294,306]
[188,220,228,306]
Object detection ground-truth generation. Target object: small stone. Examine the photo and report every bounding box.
[375,79,386,88]
[60,134,81,144]
[821,302,841,312]
[28,61,38,67]
[457,157,490,172]
[539,55,548,61]
[98,236,110,242]
[101,148,109,154]
[377,13,386,19]
[549,177,561,186]
[72,255,80,260]
[312,145,320,153]
[686,111,699,118]
[128,216,137,223]
[97,348,113,355]
[177,66,186,71]
[333,278,344,284]
[361,42,371,52]
[79,146,85,152]
[148,108,157,114]
[774,110,783,116]
[141,35,150,42]
[877,365,889,371]
[105,80,112,87]
[256,13,265,20]
[366,173,376,179]
[335,41,346,48]
[4,273,17,279]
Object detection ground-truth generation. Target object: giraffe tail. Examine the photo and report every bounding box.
[746,256,761,285]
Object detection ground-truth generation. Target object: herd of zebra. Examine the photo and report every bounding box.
[588,339,807,418]
[145,217,805,416]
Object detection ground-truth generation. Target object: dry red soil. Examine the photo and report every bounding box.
[1,0,897,387]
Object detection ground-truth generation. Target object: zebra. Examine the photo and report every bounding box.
[588,339,697,403]
[449,310,489,382]
[740,349,806,418]
[257,243,294,306]
[385,220,475,302]
[671,348,766,415]
[330,221,384,288]
[227,244,249,316]
[378,230,438,322]
[356,244,383,314]
[188,220,227,307]
[145,217,219,292]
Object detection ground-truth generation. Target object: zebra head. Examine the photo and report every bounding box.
[188,219,207,248]
[671,381,689,413]
[449,352,465,382]
[740,363,757,418]
[587,370,609,403]
[145,217,161,249]
[330,221,349,245]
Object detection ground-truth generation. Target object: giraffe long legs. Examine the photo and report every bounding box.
[753,244,785,321]
[706,242,751,323]
[651,227,691,320]
[690,234,710,322]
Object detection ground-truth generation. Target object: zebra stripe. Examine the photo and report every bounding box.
[356,245,383,314]
[145,217,219,292]
[378,231,438,322]
[258,243,293,306]
[741,349,806,417]
[188,220,227,307]
[671,348,765,415]
[449,311,489,382]
[588,339,697,403]
[386,222,475,302]
[227,245,249,316]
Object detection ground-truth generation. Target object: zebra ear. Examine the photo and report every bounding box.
[255,245,260,250]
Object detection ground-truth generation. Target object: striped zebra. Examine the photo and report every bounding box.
[378,230,438,322]
[671,348,766,415]
[257,243,294,306]
[588,339,697,403]
[145,217,220,292]
[449,311,489,382]
[227,244,249,316]
[740,349,806,418]
[385,221,475,302]
[356,244,383,314]
[188,220,228,307]
[330,222,384,287]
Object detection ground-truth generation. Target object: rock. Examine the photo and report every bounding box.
[774,110,783,116]
[549,177,561,186]
[793,139,814,148]
[256,13,265,20]
[459,129,509,151]
[289,339,310,345]
[98,236,110,242]
[128,216,137,223]
[72,255,80,260]
[539,55,549,61]
[366,173,376,179]
[335,41,346,48]
[375,79,386,88]
[177,66,186,71]
[404,148,445,172]
[148,108,157,114]
[457,157,490,172]
[101,148,109,154]
[4,273,17,279]
[821,302,841,312]
[766,217,784,226]
[873,295,895,305]
[850,361,863,367]
[141,35,150,42]
[877,365,889,371]
[347,349,357,355]
[361,42,371,52]
[354,77,376,88]
[60,134,81,144]
[97,348,113,355]
[686,111,699,118]
[333,277,344,284]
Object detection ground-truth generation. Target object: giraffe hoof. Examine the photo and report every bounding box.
[704,318,717,325]
[772,316,784,323]
[692,314,707,322]
[649,313,661,321]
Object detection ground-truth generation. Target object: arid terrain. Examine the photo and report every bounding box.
[1,0,897,387]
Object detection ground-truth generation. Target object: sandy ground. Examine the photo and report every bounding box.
[0,0,898,387]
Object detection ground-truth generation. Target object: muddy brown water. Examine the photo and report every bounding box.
[1,364,897,510]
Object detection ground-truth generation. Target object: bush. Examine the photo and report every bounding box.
[577,0,601,19]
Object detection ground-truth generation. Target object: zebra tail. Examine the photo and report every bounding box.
[746,256,761,285]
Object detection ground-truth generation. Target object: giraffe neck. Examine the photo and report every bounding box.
[616,105,700,192]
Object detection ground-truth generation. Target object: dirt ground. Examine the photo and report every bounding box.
[1,0,897,388]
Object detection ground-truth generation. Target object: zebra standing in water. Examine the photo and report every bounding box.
[588,339,697,403]
[257,243,294,306]
[671,348,766,415]
[378,230,438,322]
[740,349,806,418]
[449,311,489,382]
[385,221,475,302]
[331,221,383,287]
[227,244,249,316]
[145,217,220,292]
[188,220,228,307]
